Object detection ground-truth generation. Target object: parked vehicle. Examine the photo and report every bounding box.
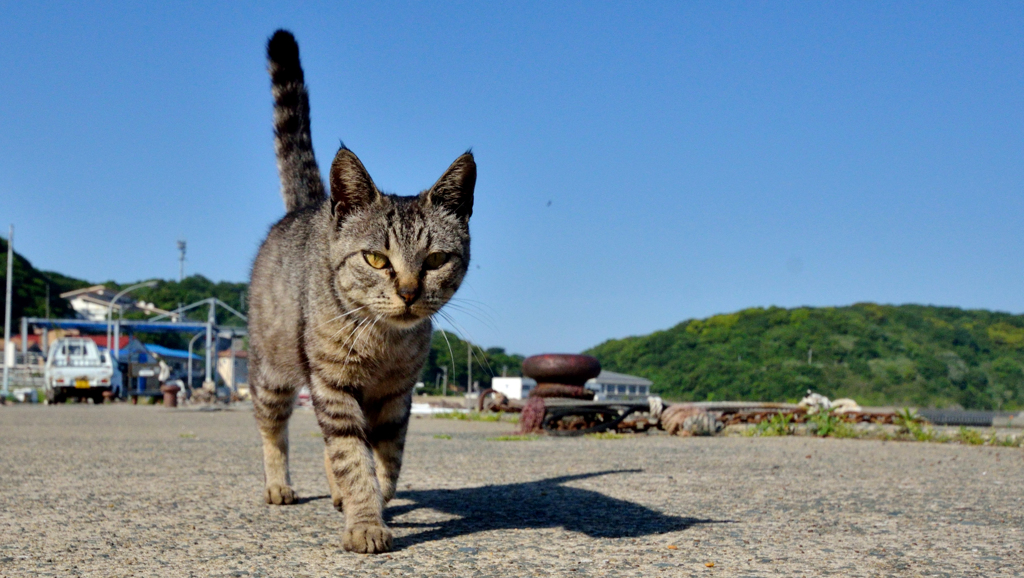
[44,338,114,404]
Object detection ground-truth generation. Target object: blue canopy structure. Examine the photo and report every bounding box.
[24,301,247,390]
[25,319,216,334]
[145,343,202,360]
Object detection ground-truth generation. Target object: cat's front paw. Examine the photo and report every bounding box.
[342,523,393,553]
[264,483,297,505]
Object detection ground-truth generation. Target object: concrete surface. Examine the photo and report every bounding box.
[0,404,1022,577]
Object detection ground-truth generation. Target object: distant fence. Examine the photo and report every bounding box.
[918,409,1000,427]
[5,365,45,389]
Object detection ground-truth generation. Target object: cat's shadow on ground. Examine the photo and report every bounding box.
[377,469,729,549]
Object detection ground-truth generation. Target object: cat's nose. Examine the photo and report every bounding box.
[398,283,420,305]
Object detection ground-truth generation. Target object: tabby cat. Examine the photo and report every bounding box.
[249,30,475,554]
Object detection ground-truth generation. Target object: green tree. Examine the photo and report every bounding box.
[419,331,524,394]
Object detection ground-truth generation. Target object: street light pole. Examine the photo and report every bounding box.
[177,240,186,282]
[2,225,13,396]
[205,298,215,391]
[187,331,204,392]
[106,281,157,362]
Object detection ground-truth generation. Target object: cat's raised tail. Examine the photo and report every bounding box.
[268,29,326,213]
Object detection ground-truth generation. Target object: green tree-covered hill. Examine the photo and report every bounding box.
[585,304,1024,410]
[0,237,91,324]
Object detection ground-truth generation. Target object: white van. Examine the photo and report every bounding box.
[44,338,115,404]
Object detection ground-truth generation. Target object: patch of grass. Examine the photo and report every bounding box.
[995,434,1019,446]
[486,434,538,442]
[744,413,794,437]
[827,421,860,439]
[910,424,941,442]
[179,432,196,439]
[433,434,452,440]
[892,408,946,442]
[894,407,923,433]
[957,427,985,445]
[433,410,519,423]
[995,434,1022,447]
[585,431,625,440]
[806,409,852,438]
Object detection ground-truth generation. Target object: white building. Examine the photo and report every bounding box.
[585,370,653,400]
[491,370,653,401]
[490,376,537,400]
[60,285,176,322]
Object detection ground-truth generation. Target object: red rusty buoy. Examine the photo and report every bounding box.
[160,384,181,408]
[522,354,601,400]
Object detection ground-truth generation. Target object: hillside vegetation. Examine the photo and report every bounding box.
[420,331,524,394]
[0,238,90,323]
[585,304,1024,411]
[9,240,1024,410]
[0,238,247,351]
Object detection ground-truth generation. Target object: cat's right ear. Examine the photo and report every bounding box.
[329,147,379,218]
[425,152,476,220]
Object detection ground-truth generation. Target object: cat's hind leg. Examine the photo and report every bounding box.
[324,446,344,511]
[251,363,299,505]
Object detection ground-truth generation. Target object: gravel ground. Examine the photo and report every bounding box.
[1,404,1022,577]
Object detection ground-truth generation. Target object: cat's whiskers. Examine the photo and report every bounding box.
[430,322,459,389]
[334,316,369,360]
[437,302,497,331]
[447,297,498,316]
[303,304,370,337]
[344,313,384,368]
[434,310,497,378]
[324,316,364,343]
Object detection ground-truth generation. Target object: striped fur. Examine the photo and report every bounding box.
[268,30,327,213]
[249,30,474,555]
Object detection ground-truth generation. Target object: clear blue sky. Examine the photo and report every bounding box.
[2,2,1022,355]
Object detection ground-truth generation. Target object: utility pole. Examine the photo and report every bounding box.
[441,366,448,397]
[3,225,13,395]
[204,298,215,391]
[467,342,472,393]
[177,240,186,282]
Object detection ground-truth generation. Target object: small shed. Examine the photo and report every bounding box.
[491,376,538,400]
[217,349,249,388]
[585,371,653,400]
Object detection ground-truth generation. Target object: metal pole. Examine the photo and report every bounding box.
[467,341,472,393]
[3,225,13,395]
[441,366,447,397]
[187,331,203,392]
[229,333,236,393]
[205,299,214,390]
[20,316,27,364]
[107,281,156,362]
[177,240,186,283]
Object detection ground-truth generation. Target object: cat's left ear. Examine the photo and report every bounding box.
[425,152,475,219]
[329,147,379,218]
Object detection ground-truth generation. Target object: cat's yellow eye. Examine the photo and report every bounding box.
[364,252,389,269]
[424,252,449,270]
